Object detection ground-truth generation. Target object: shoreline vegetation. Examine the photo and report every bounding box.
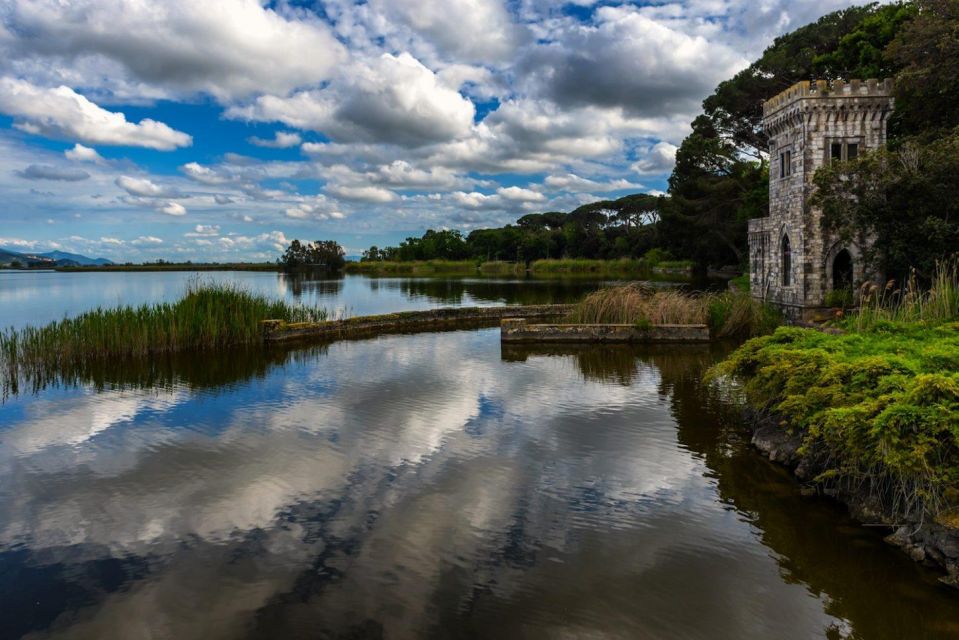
[5,257,698,277]
[708,262,959,577]
[344,258,695,277]
[0,283,326,395]
[566,283,781,338]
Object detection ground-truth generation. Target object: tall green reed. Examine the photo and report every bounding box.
[0,282,326,396]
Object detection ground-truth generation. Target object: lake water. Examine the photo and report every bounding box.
[0,270,621,330]
[1,274,958,639]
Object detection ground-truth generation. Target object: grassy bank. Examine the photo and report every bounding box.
[344,258,697,277]
[1,283,326,390]
[478,261,525,275]
[566,283,781,338]
[344,260,478,275]
[530,258,649,275]
[709,262,959,523]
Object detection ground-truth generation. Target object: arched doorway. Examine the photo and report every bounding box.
[781,234,791,286]
[832,249,853,291]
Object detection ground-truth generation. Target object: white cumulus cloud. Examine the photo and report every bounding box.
[229,53,475,148]
[1,0,346,101]
[116,175,184,198]
[0,78,192,150]
[64,143,103,163]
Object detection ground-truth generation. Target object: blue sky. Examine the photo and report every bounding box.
[0,0,868,261]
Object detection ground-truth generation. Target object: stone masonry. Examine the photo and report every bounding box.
[749,79,894,320]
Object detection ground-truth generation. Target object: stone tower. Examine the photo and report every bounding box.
[748,79,895,320]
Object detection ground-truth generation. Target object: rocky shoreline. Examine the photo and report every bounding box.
[746,409,959,588]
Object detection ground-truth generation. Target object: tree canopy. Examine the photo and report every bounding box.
[281,239,346,271]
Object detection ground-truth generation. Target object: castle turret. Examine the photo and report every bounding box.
[748,79,895,320]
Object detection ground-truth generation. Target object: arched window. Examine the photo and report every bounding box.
[781,234,792,287]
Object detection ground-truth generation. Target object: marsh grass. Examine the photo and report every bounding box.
[853,259,959,330]
[529,258,650,274]
[478,261,524,275]
[0,282,326,396]
[567,283,781,337]
[345,260,478,275]
[653,260,696,270]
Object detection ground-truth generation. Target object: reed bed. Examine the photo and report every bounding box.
[567,283,781,337]
[852,259,959,330]
[0,283,326,393]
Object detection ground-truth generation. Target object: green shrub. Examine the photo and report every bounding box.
[709,321,959,521]
[642,248,673,266]
[825,287,855,308]
[729,273,750,292]
[634,317,653,331]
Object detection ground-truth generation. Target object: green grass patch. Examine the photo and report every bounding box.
[729,273,750,292]
[529,258,651,274]
[478,261,524,275]
[1,283,326,394]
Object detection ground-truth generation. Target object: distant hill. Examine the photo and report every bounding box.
[36,251,113,266]
[0,247,113,268]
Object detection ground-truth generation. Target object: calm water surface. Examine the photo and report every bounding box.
[1,273,958,638]
[0,270,622,330]
[0,328,957,639]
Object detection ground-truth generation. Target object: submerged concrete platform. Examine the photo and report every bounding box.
[500,318,711,343]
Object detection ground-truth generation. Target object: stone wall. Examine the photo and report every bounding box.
[500,318,711,343]
[262,304,574,343]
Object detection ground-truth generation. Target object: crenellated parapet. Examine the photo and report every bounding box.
[763,79,895,137]
[763,78,894,116]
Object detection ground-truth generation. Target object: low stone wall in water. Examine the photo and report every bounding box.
[500,318,711,343]
[262,304,575,342]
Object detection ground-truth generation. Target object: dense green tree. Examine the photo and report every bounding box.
[364,193,663,264]
[813,130,959,280]
[388,229,471,261]
[704,4,886,159]
[661,116,767,267]
[811,3,916,80]
[281,239,346,271]
[887,0,959,138]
